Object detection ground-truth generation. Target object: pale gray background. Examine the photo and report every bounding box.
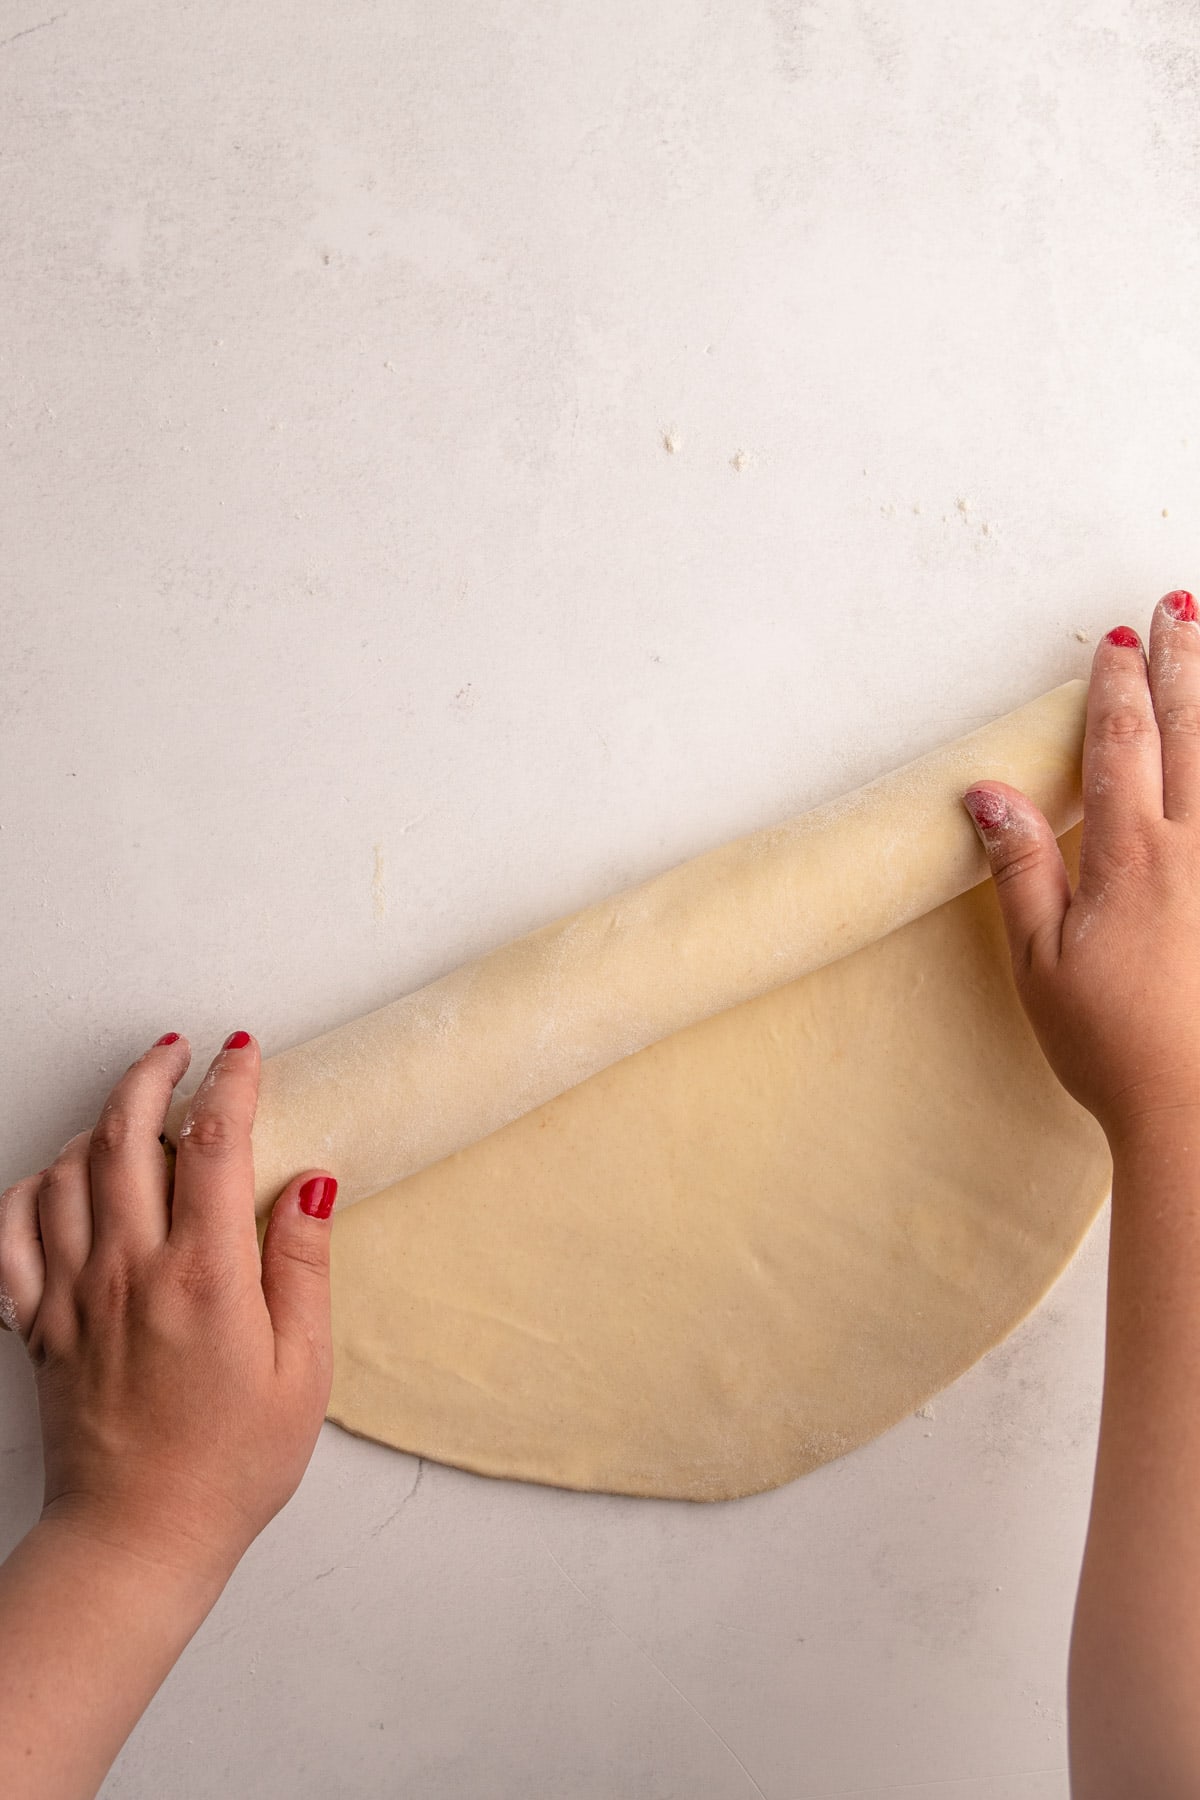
[2,1,1196,1794]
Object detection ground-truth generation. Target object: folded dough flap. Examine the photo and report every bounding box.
[162,680,1087,1215]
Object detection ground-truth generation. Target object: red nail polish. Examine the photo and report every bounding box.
[963,787,1007,831]
[223,1030,251,1051]
[1163,589,1198,623]
[1104,626,1142,649]
[299,1176,337,1219]
[154,1033,180,1047]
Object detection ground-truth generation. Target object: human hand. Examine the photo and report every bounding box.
[0,1030,338,1585]
[963,588,1200,1151]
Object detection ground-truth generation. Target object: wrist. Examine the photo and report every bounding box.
[0,1508,236,1800]
[1105,1102,1200,1171]
[37,1491,243,1606]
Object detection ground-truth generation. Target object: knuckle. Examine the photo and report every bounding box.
[0,1178,32,1214]
[1160,701,1200,738]
[991,846,1047,888]
[28,1293,80,1362]
[1023,917,1062,977]
[179,1109,240,1157]
[89,1109,136,1157]
[77,1253,139,1321]
[1093,705,1153,747]
[277,1235,329,1279]
[165,1242,223,1305]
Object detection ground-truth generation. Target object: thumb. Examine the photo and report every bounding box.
[962,782,1072,976]
[260,1171,336,1369]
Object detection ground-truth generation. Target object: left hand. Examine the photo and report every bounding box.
[0,1030,338,1585]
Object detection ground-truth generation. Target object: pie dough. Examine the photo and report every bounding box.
[165,681,1112,1499]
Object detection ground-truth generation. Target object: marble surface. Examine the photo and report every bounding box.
[2,2,1197,1793]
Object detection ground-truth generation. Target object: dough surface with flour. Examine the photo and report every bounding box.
[327,821,1109,1500]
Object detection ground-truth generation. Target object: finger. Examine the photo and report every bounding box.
[170,1030,260,1256]
[37,1132,94,1306]
[88,1032,192,1258]
[0,1177,46,1337]
[1148,589,1200,823]
[962,783,1072,976]
[260,1173,336,1386]
[1079,628,1163,886]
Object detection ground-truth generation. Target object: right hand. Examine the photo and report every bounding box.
[963,589,1200,1150]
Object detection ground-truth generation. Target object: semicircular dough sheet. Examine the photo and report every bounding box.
[328,819,1109,1501]
[160,680,1110,1500]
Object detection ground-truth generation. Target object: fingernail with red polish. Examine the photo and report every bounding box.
[299,1176,337,1220]
[963,787,1008,832]
[1163,589,1198,623]
[223,1030,251,1051]
[1104,626,1142,649]
[154,1033,180,1047]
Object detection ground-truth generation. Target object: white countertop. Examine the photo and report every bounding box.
[2,3,1194,1793]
